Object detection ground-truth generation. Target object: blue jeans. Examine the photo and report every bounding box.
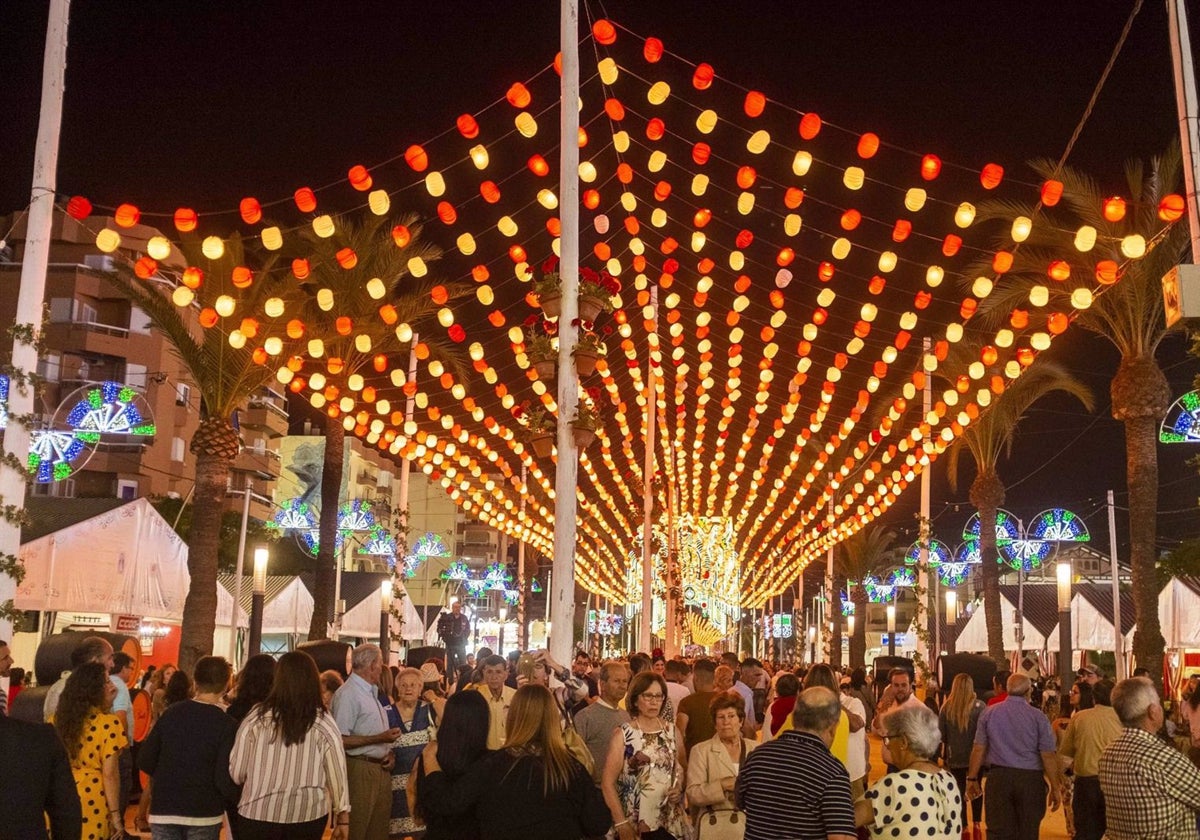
[150,824,223,840]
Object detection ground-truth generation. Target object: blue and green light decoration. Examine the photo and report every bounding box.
[270,498,317,532]
[28,430,86,482]
[66,381,155,443]
[1160,390,1200,443]
[0,374,9,430]
[1028,508,1090,542]
[400,532,450,578]
[904,539,952,567]
[1000,539,1050,572]
[963,510,1021,545]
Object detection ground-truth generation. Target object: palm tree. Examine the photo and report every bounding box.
[836,525,899,669]
[108,233,284,671]
[291,210,469,639]
[971,144,1188,686]
[945,359,1094,666]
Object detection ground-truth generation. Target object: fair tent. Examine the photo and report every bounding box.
[954,596,1051,654]
[1160,576,1200,648]
[1069,585,1136,651]
[335,571,425,642]
[17,497,192,620]
[217,574,313,635]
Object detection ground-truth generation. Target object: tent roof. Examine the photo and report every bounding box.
[21,497,130,543]
[998,584,1059,639]
[217,574,306,613]
[1074,584,1137,636]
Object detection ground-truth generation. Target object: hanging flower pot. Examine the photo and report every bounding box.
[578,294,605,323]
[533,358,556,380]
[573,349,598,377]
[530,433,555,458]
[571,424,596,449]
[540,292,563,319]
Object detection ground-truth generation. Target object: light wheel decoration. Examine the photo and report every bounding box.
[28,430,90,483]
[57,381,156,444]
[1160,390,1200,443]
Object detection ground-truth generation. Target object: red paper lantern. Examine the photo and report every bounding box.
[784,188,805,209]
[643,37,663,63]
[506,82,531,108]
[592,19,616,44]
[232,267,253,288]
[456,114,479,138]
[744,90,766,117]
[392,225,411,248]
[920,154,942,181]
[336,248,358,269]
[66,195,92,220]
[914,290,932,309]
[646,118,665,140]
[735,229,754,248]
[1095,260,1120,284]
[239,197,262,224]
[1159,194,1185,222]
[292,258,310,279]
[404,145,429,172]
[840,209,861,231]
[134,257,157,279]
[692,142,711,165]
[892,220,912,242]
[1102,196,1126,222]
[527,154,550,176]
[173,207,198,232]
[480,181,501,203]
[604,98,626,120]
[1040,180,1064,206]
[692,62,715,90]
[347,165,372,191]
[436,201,457,225]
[199,308,219,328]
[1047,260,1071,281]
[293,188,317,213]
[856,132,880,159]
[980,163,1004,189]
[799,112,821,140]
[181,267,204,289]
[736,166,756,189]
[114,203,141,228]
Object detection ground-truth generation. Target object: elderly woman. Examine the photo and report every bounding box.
[686,692,757,838]
[388,666,437,838]
[856,705,963,839]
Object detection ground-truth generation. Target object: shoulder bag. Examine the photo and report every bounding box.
[694,740,746,840]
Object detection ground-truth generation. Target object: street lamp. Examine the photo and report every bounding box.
[847,613,855,638]
[945,590,958,655]
[1057,560,1073,694]
[886,603,896,657]
[379,580,393,666]
[248,545,268,657]
[498,607,508,656]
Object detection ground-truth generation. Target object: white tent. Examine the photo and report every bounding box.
[1160,576,1200,648]
[217,574,314,635]
[1069,586,1136,651]
[16,497,190,619]
[336,572,425,642]
[954,598,1051,653]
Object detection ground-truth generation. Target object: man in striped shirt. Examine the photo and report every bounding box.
[333,644,401,840]
[0,640,11,716]
[736,686,857,840]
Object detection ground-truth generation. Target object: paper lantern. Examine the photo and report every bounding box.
[696,109,717,133]
[181,266,204,289]
[264,297,285,318]
[114,203,140,227]
[146,236,171,260]
[1029,285,1049,307]
[954,202,976,228]
[294,188,317,212]
[692,62,714,89]
[746,130,770,154]
[904,188,927,212]
[843,167,865,190]
[1073,225,1097,252]
[1159,194,1185,221]
[312,215,335,238]
[527,154,550,176]
[92,229,120,253]
[926,266,944,287]
[1040,180,1063,206]
[286,319,305,339]
[1095,259,1119,284]
[214,295,236,317]
[201,236,224,259]
[133,257,156,279]
[1070,288,1093,309]
[235,197,261,224]
[368,189,390,215]
[1011,216,1032,242]
[405,145,430,172]
[199,308,218,328]
[980,163,1004,189]
[348,165,372,191]
[317,288,334,310]
[792,151,813,177]
[66,195,93,219]
[992,251,1013,273]
[1102,196,1126,222]
[436,202,457,225]
[292,258,310,280]
[798,112,822,139]
[1047,313,1069,335]
[172,286,194,307]
[856,133,880,159]
[1120,234,1146,258]
[971,277,994,298]
[173,207,198,232]
[424,172,446,197]
[604,98,626,120]
[456,113,480,138]
[261,226,282,250]
[1047,260,1071,281]
[506,82,531,108]
[644,36,663,62]
[744,90,766,117]
[1010,309,1029,328]
[392,225,411,248]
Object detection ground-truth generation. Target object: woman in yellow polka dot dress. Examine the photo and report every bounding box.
[53,661,129,839]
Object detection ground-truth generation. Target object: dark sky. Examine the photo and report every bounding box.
[3,1,1199,559]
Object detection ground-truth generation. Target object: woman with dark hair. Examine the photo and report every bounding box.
[420,684,609,839]
[685,691,756,838]
[848,667,876,731]
[53,661,128,839]
[162,669,194,707]
[226,653,276,724]
[602,671,689,840]
[229,651,350,840]
[148,663,176,723]
[763,672,800,740]
[413,689,491,839]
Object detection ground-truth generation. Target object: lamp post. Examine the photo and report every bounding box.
[807,624,816,664]
[1057,560,1073,693]
[945,590,958,655]
[847,613,855,639]
[248,546,268,658]
[498,607,507,657]
[886,603,896,657]
[379,580,392,666]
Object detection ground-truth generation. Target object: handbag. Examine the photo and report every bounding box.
[556,693,595,776]
[694,740,746,840]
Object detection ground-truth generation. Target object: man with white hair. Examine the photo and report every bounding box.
[332,643,401,840]
[966,673,1061,840]
[1099,676,1200,839]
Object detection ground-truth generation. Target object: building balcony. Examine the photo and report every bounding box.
[232,448,278,481]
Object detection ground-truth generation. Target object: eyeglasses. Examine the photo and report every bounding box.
[882,733,905,744]
[639,692,665,701]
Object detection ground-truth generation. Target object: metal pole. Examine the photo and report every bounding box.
[229,487,252,665]
[1108,490,1126,679]
[517,465,528,651]
[919,336,933,666]
[1168,0,1200,260]
[665,477,676,657]
[248,547,268,658]
[397,335,420,630]
[0,0,70,640]
[639,286,659,653]
[824,491,834,661]
[1057,560,1073,694]
[549,0,581,666]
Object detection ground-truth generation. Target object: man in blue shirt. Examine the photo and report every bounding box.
[110,652,135,822]
[966,673,1061,840]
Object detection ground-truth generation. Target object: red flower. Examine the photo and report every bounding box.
[542,255,559,274]
[580,266,599,285]
[523,314,540,327]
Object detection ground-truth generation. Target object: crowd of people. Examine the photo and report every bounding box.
[3,633,1200,840]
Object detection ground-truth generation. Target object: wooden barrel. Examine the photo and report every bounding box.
[34,631,141,687]
[937,653,997,701]
[9,685,51,724]
[295,640,353,678]
[406,645,446,668]
[129,687,153,742]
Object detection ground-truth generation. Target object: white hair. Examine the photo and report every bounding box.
[351,643,382,672]
[1111,676,1160,727]
[881,704,942,759]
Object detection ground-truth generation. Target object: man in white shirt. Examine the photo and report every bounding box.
[109,652,135,820]
[664,660,691,712]
[839,676,868,799]
[332,644,400,840]
[473,654,516,749]
[44,636,113,721]
[872,667,924,770]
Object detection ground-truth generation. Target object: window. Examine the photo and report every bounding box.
[175,382,190,407]
[171,437,186,462]
[129,306,152,334]
[117,480,139,501]
[125,364,147,388]
[75,301,98,324]
[49,298,74,323]
[37,353,61,383]
[32,478,75,498]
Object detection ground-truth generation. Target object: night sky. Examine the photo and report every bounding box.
[3,1,1199,561]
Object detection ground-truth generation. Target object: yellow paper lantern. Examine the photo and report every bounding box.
[1120,234,1146,258]
[904,188,927,212]
[171,286,194,307]
[792,151,813,176]
[96,229,121,253]
[925,266,944,287]
[831,238,851,259]
[264,297,285,318]
[312,215,335,238]
[696,109,718,133]
[972,277,994,298]
[597,57,618,84]
[1011,216,1033,242]
[515,112,538,138]
[737,192,755,215]
[424,171,446,197]
[1073,225,1097,252]
[227,329,246,349]
[317,288,335,310]
[843,166,865,190]
[214,295,236,317]
[647,81,671,105]
[354,334,372,353]
[746,130,770,154]
[469,145,489,169]
[368,190,390,215]
[264,336,283,356]
[456,233,476,255]
[1070,287,1093,309]
[260,226,283,250]
[201,236,225,259]
[878,251,898,272]
[408,257,428,277]
[146,236,171,260]
[578,161,597,182]
[537,189,558,209]
[1029,285,1049,307]
[954,202,976,228]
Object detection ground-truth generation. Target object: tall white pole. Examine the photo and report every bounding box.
[824,491,833,660]
[1168,0,1200,259]
[639,286,659,653]
[1108,490,1126,679]
[397,335,420,623]
[919,336,933,668]
[665,472,677,656]
[549,0,581,665]
[228,487,252,665]
[517,464,528,651]
[0,0,70,640]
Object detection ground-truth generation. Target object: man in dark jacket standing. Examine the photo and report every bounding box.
[138,656,240,839]
[0,711,81,838]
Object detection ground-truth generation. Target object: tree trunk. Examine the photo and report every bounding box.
[970,470,1007,668]
[179,417,239,673]
[849,583,868,669]
[830,574,846,669]
[1112,355,1169,690]
[308,418,346,640]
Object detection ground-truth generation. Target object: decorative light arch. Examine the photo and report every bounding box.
[904,538,952,567]
[1160,391,1200,443]
[963,510,1021,545]
[1028,508,1090,542]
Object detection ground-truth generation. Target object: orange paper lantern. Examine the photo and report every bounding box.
[1095,260,1120,284]
[239,197,262,224]
[592,19,616,44]
[404,145,429,172]
[1047,260,1071,281]
[856,133,880,159]
[920,154,941,181]
[293,188,317,213]
[173,207,198,232]
[391,225,411,248]
[692,142,711,165]
[604,98,626,120]
[1040,180,1064,206]
[646,117,665,140]
[456,114,479,138]
[66,195,93,219]
[1102,196,1126,222]
[292,258,310,279]
[784,187,805,208]
[840,209,861,230]
[979,163,1004,189]
[232,266,253,288]
[347,165,372,191]
[992,251,1013,273]
[1159,194,1185,222]
[114,203,141,227]
[692,62,714,89]
[336,248,358,269]
[736,166,756,189]
[134,257,157,279]
[798,112,821,140]
[892,220,912,242]
[506,82,531,108]
[744,90,766,117]
[527,154,550,176]
[436,201,457,225]
[182,267,204,289]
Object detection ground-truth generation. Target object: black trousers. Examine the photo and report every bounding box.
[1072,774,1106,840]
[236,815,327,840]
[445,643,467,675]
[984,766,1046,840]
[950,766,983,825]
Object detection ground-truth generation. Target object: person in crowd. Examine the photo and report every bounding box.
[986,669,1012,706]
[137,663,188,832]
[162,670,194,707]
[857,705,962,839]
[44,636,114,721]
[923,678,941,713]
[139,664,157,691]
[473,654,516,749]
[230,650,350,840]
[146,663,176,725]
[0,638,12,715]
[847,667,876,731]
[651,655,668,677]
[736,686,855,840]
[53,661,128,840]
[939,673,985,837]
[663,660,691,713]
[764,672,800,741]
[572,651,599,714]
[574,660,631,783]
[412,690,491,839]
[1099,676,1200,838]
[712,664,735,694]
[387,666,437,837]
[872,667,923,772]
[7,665,26,708]
[686,692,757,838]
[521,649,589,724]
[419,662,450,720]
[436,600,471,675]
[602,670,689,840]
[226,653,276,724]
[420,684,610,839]
[676,659,718,755]
[1,703,82,838]
[505,651,521,689]
[966,673,1061,840]
[801,664,865,794]
[321,670,345,709]
[1077,665,1102,688]
[138,655,239,840]
[1050,679,1090,838]
[720,654,761,738]
[1058,678,1121,840]
[108,652,135,821]
[332,644,401,840]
